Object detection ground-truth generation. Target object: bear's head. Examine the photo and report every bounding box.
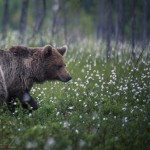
[40,45,72,82]
[9,45,72,82]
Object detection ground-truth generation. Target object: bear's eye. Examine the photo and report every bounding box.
[54,65,62,70]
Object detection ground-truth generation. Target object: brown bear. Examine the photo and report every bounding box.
[0,45,71,112]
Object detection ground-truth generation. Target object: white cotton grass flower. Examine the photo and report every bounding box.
[44,137,55,150]
[75,129,79,134]
[68,106,74,110]
[79,139,85,148]
[63,121,70,128]
[26,141,38,149]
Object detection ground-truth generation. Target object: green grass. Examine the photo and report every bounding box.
[0,35,150,150]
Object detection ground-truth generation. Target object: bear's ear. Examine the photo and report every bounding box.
[57,45,68,56]
[42,45,53,58]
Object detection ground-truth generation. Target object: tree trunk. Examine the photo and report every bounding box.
[63,11,68,43]
[142,0,147,49]
[106,0,113,61]
[27,0,46,44]
[115,0,123,60]
[62,3,68,43]
[115,0,123,45]
[19,0,29,43]
[131,0,136,60]
[97,0,105,40]
[1,0,9,39]
[32,0,46,39]
[51,0,59,37]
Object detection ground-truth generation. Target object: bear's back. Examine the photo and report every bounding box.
[0,50,25,87]
[0,50,12,66]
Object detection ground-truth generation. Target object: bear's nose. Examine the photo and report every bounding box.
[67,76,72,81]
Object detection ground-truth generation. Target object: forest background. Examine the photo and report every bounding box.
[0,0,149,59]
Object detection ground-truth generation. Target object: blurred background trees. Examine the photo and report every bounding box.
[1,0,9,39]
[0,0,149,58]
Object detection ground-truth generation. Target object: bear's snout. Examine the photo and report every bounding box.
[66,75,72,82]
[62,74,72,82]
[58,73,72,82]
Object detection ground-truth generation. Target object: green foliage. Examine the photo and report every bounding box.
[0,0,150,40]
[0,34,150,150]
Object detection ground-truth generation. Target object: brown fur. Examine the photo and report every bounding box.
[0,45,71,112]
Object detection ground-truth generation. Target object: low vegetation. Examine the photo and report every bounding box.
[0,35,150,150]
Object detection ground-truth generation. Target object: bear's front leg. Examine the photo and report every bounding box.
[21,92,38,111]
[6,97,17,112]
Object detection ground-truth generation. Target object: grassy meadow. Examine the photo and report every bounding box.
[0,34,150,150]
